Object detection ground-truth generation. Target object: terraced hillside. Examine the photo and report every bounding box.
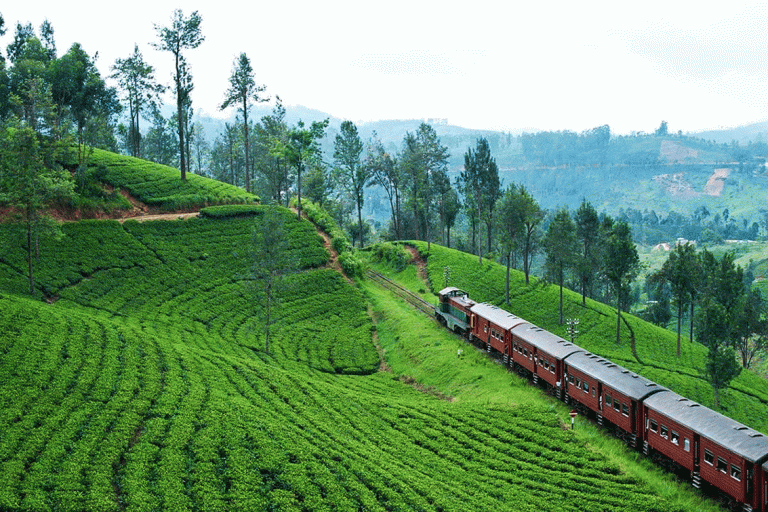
[56,148,258,218]
[0,206,718,511]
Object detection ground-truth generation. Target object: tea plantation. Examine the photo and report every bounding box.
[0,207,723,511]
[64,148,258,212]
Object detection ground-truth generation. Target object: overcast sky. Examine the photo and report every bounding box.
[3,1,768,135]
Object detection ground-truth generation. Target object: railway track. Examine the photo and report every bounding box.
[365,269,437,317]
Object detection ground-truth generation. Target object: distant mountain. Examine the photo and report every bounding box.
[693,119,768,145]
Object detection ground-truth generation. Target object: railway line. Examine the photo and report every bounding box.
[365,269,436,317]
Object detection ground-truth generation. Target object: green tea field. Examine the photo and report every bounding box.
[0,207,728,511]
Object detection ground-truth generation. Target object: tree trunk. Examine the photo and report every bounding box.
[558,263,564,325]
[265,280,272,354]
[689,300,695,343]
[505,253,511,304]
[243,101,250,193]
[27,217,34,295]
[357,204,363,248]
[175,53,186,180]
[616,290,622,344]
[677,303,683,356]
[487,218,492,254]
[297,161,303,220]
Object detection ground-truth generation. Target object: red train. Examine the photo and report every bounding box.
[436,287,768,512]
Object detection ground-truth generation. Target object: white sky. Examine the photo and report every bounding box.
[3,1,768,134]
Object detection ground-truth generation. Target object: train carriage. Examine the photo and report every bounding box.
[564,352,664,446]
[469,302,528,358]
[644,390,768,511]
[510,324,582,397]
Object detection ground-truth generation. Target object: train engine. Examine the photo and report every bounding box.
[436,287,475,336]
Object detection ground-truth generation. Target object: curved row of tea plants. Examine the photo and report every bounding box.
[66,148,258,210]
[0,291,695,511]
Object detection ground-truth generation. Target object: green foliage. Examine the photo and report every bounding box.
[66,147,258,210]
[296,197,352,254]
[199,204,261,218]
[0,214,725,511]
[370,241,412,271]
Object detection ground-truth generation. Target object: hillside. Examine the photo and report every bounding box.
[0,205,728,511]
[49,148,258,221]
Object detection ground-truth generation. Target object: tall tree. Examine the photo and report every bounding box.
[733,289,767,369]
[652,242,699,356]
[696,298,741,408]
[495,184,524,303]
[0,126,74,294]
[334,120,370,248]
[459,137,500,259]
[603,220,640,344]
[518,185,544,285]
[574,200,600,304]
[401,123,449,249]
[286,119,328,220]
[6,22,35,64]
[543,208,578,324]
[49,42,121,162]
[153,9,204,180]
[250,207,297,355]
[220,52,267,193]
[256,98,291,205]
[366,132,402,239]
[111,44,165,158]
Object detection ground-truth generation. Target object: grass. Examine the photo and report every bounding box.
[63,147,259,211]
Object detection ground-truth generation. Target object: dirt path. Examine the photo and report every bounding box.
[291,207,354,285]
[117,212,200,223]
[405,245,430,286]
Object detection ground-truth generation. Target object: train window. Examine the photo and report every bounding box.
[568,374,574,385]
[613,400,621,412]
[684,438,690,452]
[575,378,581,389]
[717,457,727,473]
[731,464,741,481]
[484,326,488,333]
[582,381,589,393]
[621,403,629,417]
[660,425,668,439]
[550,364,555,374]
[649,419,657,432]
[605,394,612,407]
[704,450,714,465]
[592,387,596,397]
[523,348,528,357]
[671,431,679,445]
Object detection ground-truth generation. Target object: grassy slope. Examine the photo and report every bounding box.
[410,241,768,433]
[0,208,723,511]
[64,148,258,212]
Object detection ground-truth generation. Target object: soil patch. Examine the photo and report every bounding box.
[704,168,730,197]
[405,245,430,286]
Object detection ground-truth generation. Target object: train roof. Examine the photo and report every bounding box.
[511,323,583,360]
[470,303,529,331]
[564,352,664,401]
[645,390,768,463]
